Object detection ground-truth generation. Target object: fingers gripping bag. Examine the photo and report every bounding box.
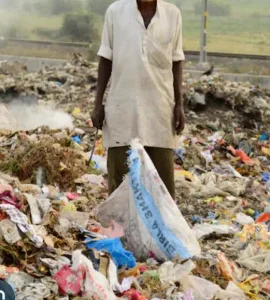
[95,140,201,260]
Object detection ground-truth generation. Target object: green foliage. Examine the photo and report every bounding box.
[61,12,98,42]
[87,0,115,15]
[194,1,231,17]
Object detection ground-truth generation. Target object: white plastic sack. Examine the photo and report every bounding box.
[95,140,201,260]
[180,276,246,300]
[72,250,117,300]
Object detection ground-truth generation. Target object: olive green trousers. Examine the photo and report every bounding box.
[107,146,175,199]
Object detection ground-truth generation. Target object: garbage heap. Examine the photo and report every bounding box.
[0,57,269,300]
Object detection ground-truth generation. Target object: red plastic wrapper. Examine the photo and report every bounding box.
[66,193,80,201]
[53,265,84,296]
[0,190,21,209]
[122,289,148,300]
[262,280,270,294]
[255,212,270,224]
[228,146,254,165]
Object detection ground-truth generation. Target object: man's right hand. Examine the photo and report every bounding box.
[91,105,105,130]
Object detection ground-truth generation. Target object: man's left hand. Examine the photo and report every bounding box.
[174,104,185,135]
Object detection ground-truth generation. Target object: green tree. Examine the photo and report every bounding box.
[61,12,98,42]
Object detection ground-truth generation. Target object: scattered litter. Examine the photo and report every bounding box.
[0,56,269,299]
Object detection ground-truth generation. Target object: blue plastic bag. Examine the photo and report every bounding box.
[72,135,81,144]
[262,172,270,182]
[85,238,136,269]
[259,132,268,141]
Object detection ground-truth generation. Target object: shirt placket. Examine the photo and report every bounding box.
[135,1,160,58]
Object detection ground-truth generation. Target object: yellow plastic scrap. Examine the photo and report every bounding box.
[204,196,223,204]
[237,275,261,300]
[174,170,194,181]
[61,202,77,212]
[236,224,269,243]
[59,162,67,171]
[72,107,81,116]
[94,139,106,156]
[262,147,270,157]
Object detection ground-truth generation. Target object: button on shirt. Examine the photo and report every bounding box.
[98,0,185,149]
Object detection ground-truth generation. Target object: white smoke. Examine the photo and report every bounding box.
[0,97,73,131]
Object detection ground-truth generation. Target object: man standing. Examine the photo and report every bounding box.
[91,0,185,199]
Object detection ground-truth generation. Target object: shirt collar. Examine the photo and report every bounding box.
[133,0,161,29]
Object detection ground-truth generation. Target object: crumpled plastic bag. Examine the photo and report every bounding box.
[180,275,246,300]
[85,237,136,269]
[217,180,246,197]
[236,243,270,273]
[200,172,247,197]
[53,264,84,296]
[158,260,196,284]
[72,250,117,300]
[113,277,133,293]
[91,154,108,174]
[180,275,221,300]
[192,223,232,240]
[96,140,201,261]
[53,250,117,299]
[235,212,254,225]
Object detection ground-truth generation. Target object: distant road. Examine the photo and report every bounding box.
[1,38,270,61]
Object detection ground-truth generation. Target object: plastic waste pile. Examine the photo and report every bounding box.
[0,57,270,299]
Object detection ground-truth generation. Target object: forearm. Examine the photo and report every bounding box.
[95,57,112,108]
[172,61,183,107]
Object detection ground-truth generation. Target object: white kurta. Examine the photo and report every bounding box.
[98,0,185,149]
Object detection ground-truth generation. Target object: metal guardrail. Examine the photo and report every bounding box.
[1,38,89,48]
[1,38,270,61]
[185,51,270,61]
